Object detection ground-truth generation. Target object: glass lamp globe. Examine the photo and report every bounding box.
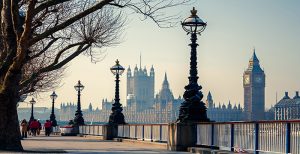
[50,91,58,100]
[74,80,84,92]
[29,98,36,105]
[110,59,125,76]
[182,7,207,34]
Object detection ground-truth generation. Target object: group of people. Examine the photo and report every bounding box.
[20,119,54,139]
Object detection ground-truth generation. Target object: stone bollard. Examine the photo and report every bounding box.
[102,124,118,140]
[167,122,197,151]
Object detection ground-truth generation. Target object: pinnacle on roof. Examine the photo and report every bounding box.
[233,104,237,109]
[293,91,300,99]
[162,72,170,88]
[250,48,259,62]
[127,66,131,71]
[283,92,290,99]
[150,65,154,71]
[247,48,263,72]
[134,65,138,70]
[207,91,212,100]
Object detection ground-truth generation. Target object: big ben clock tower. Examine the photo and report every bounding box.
[243,50,265,121]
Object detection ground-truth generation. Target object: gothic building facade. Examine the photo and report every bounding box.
[243,50,266,121]
[126,64,155,110]
[82,72,182,123]
[206,92,244,122]
[59,103,77,121]
[274,91,300,120]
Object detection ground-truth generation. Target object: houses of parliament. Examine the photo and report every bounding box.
[57,51,269,123]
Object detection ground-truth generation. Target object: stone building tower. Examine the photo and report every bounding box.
[205,91,213,108]
[126,58,155,111]
[243,50,266,121]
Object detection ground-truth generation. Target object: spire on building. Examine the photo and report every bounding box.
[233,104,237,110]
[89,103,93,112]
[250,48,259,62]
[150,65,155,77]
[139,53,142,69]
[222,103,226,109]
[228,101,232,109]
[143,66,147,75]
[127,65,132,77]
[206,91,213,108]
[162,72,169,89]
[207,91,212,101]
[134,65,138,75]
[247,49,263,72]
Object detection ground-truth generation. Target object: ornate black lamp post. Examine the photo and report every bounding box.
[177,7,209,123]
[109,59,126,124]
[50,91,58,127]
[29,98,36,122]
[74,80,85,125]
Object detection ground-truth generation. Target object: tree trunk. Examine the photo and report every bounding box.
[0,67,23,151]
[0,91,23,151]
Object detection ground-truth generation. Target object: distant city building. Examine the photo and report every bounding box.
[265,106,275,120]
[59,103,77,121]
[274,91,300,120]
[19,52,275,123]
[243,50,266,121]
[18,107,52,120]
[82,72,182,123]
[126,63,155,110]
[206,92,243,122]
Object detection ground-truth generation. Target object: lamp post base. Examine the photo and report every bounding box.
[168,122,198,151]
[109,111,125,124]
[74,113,84,126]
[177,83,210,123]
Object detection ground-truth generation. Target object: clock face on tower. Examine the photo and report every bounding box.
[244,75,250,84]
[255,76,262,83]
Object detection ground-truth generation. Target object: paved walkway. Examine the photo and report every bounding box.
[18,135,190,154]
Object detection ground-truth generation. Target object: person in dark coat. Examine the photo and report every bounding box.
[20,119,28,139]
[37,120,42,135]
[44,120,52,136]
[30,119,39,136]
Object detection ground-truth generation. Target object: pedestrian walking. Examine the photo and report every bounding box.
[30,119,39,136]
[37,119,42,135]
[20,119,28,139]
[44,120,52,136]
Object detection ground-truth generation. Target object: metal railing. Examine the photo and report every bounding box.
[79,125,104,136]
[78,124,167,142]
[196,120,300,154]
[117,124,168,142]
[78,121,300,153]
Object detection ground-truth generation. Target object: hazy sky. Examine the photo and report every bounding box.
[20,0,300,110]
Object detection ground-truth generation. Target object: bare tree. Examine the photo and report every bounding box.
[0,0,191,150]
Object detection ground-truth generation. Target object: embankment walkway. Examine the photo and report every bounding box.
[18,135,189,153]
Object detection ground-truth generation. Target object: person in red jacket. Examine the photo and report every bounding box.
[29,119,39,136]
[44,120,52,136]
